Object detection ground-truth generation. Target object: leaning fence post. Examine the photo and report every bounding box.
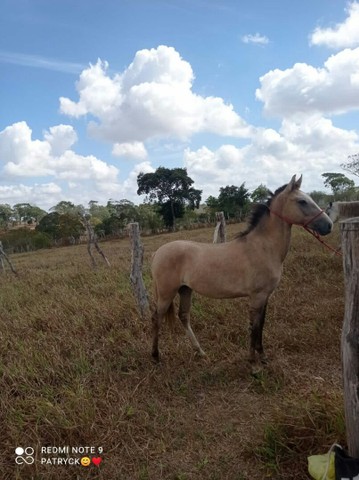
[340,217,359,457]
[0,241,17,275]
[128,223,149,319]
[81,214,110,268]
[213,211,226,243]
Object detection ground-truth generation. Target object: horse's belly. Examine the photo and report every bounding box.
[186,276,249,299]
[185,265,280,299]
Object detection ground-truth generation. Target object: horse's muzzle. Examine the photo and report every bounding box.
[310,216,333,236]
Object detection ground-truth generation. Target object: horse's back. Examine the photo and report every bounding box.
[152,240,200,273]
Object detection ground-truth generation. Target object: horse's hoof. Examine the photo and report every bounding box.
[195,349,207,359]
[151,351,160,363]
[247,355,256,365]
[259,354,268,365]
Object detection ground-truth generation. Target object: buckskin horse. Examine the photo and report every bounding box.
[151,175,333,364]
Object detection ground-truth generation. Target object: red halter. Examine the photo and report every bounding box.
[269,208,324,228]
[269,208,341,256]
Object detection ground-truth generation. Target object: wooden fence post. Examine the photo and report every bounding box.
[340,217,359,457]
[0,241,17,275]
[213,211,226,243]
[81,214,110,268]
[128,223,149,319]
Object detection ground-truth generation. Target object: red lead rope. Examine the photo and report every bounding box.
[269,208,342,257]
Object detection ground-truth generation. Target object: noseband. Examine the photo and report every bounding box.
[269,208,341,256]
[269,208,324,229]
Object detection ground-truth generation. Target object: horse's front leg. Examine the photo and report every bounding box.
[249,296,268,364]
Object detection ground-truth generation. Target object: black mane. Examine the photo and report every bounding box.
[237,183,288,238]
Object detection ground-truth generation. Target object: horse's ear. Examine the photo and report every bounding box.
[286,174,302,192]
[294,174,302,189]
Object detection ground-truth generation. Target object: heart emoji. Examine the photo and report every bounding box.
[92,457,102,466]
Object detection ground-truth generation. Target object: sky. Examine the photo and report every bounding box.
[1,0,359,211]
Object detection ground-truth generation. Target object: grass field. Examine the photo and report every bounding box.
[0,224,346,479]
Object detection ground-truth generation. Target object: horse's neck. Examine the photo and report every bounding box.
[251,212,292,264]
[267,218,292,262]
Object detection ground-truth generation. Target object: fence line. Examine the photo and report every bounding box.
[340,217,359,457]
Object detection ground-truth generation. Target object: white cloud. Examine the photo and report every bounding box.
[310,2,359,49]
[0,121,118,183]
[112,141,148,160]
[0,51,85,74]
[122,161,155,200]
[242,33,269,45]
[0,121,122,208]
[0,183,62,208]
[0,122,53,176]
[60,45,255,144]
[184,116,359,198]
[44,125,77,156]
[256,47,359,117]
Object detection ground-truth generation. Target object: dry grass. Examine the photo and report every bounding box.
[0,224,345,479]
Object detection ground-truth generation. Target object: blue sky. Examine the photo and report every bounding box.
[1,0,359,210]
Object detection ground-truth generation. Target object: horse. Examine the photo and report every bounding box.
[151,175,333,364]
[326,200,359,223]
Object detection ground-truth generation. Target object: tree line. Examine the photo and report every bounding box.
[0,165,358,254]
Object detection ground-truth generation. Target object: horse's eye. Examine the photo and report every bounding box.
[298,199,307,206]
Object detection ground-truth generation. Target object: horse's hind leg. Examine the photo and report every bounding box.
[249,295,269,364]
[151,296,175,362]
[179,286,206,357]
[151,309,162,362]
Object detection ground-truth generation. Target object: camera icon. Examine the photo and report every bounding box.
[15,447,35,465]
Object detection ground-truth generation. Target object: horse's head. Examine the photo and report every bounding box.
[276,175,333,235]
[325,201,339,223]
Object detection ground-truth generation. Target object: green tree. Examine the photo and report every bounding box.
[322,172,355,198]
[341,153,359,178]
[88,200,110,225]
[106,199,138,226]
[251,184,270,203]
[50,201,79,215]
[13,203,46,224]
[0,204,14,228]
[137,204,163,233]
[137,167,202,229]
[217,184,250,219]
[36,212,85,241]
[308,190,332,207]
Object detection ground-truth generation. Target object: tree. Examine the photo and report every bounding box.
[251,184,270,203]
[36,212,85,241]
[308,190,331,207]
[36,212,61,239]
[341,153,359,178]
[50,201,79,215]
[137,204,163,233]
[88,201,110,225]
[322,172,355,198]
[217,184,250,219]
[13,203,46,224]
[137,167,202,229]
[106,199,138,226]
[0,204,14,228]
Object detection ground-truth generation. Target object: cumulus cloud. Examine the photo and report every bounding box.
[310,2,359,49]
[44,124,78,156]
[0,121,118,183]
[0,183,62,208]
[0,121,122,208]
[242,33,269,45]
[112,141,148,160]
[122,160,155,199]
[256,47,359,117]
[60,45,255,144]
[184,116,359,197]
